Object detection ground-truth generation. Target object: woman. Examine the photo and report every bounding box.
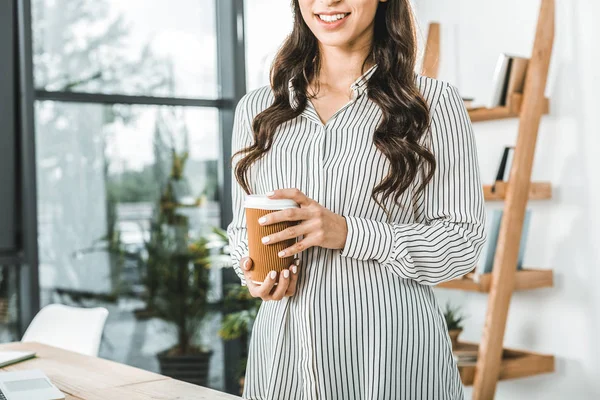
[227,0,486,398]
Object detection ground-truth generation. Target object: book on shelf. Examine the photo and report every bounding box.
[462,97,475,109]
[492,146,515,190]
[453,346,478,365]
[488,54,529,108]
[477,208,532,275]
[505,57,529,105]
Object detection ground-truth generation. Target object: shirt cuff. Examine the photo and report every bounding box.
[340,216,395,263]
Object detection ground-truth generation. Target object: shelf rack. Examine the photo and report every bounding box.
[468,94,550,122]
[454,342,555,386]
[483,182,552,201]
[437,269,553,292]
[422,1,556,398]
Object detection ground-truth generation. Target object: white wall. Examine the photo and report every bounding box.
[414,0,600,398]
[243,0,600,397]
[244,0,294,90]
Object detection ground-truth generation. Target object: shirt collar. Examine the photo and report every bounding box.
[288,64,378,110]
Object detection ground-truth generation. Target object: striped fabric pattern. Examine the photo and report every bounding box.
[227,69,486,400]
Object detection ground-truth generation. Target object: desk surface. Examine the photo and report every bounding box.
[0,342,241,399]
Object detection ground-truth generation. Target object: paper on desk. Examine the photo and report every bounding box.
[0,351,36,368]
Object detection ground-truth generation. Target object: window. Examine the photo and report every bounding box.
[33,0,218,98]
[36,102,220,300]
[27,0,245,391]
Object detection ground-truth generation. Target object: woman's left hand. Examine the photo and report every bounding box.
[258,188,348,258]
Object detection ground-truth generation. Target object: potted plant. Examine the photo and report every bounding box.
[219,283,262,395]
[443,302,467,350]
[150,149,219,386]
[154,230,213,386]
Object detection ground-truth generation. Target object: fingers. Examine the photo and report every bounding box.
[266,269,292,300]
[284,261,300,297]
[251,270,279,299]
[243,258,301,300]
[241,257,260,292]
[241,257,253,272]
[267,188,312,206]
[261,220,309,246]
[258,207,310,227]
[278,236,315,258]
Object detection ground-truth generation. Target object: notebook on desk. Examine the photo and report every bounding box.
[0,352,36,368]
[0,369,64,400]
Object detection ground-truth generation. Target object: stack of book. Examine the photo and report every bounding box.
[477,146,532,275]
[488,54,529,108]
[453,347,478,367]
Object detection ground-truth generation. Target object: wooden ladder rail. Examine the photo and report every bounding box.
[422,22,440,79]
[472,1,555,399]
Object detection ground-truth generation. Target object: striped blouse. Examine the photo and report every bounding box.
[227,66,486,400]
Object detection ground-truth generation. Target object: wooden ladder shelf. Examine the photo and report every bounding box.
[423,1,556,398]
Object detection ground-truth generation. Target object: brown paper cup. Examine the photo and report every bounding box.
[244,195,299,285]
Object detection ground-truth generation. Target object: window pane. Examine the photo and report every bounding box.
[244,0,293,91]
[35,101,224,383]
[32,0,218,99]
[0,266,19,342]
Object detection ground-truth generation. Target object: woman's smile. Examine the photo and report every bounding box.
[314,11,351,29]
[300,0,381,48]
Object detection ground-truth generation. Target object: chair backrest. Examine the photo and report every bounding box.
[22,304,109,357]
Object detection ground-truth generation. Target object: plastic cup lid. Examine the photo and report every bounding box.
[244,194,299,210]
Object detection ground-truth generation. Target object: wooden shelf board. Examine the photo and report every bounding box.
[468,95,550,123]
[483,181,552,201]
[454,341,555,385]
[469,106,515,122]
[437,269,553,292]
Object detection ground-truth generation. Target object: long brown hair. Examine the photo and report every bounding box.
[234,0,435,214]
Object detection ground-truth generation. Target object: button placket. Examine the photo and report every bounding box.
[296,122,323,400]
[283,65,377,399]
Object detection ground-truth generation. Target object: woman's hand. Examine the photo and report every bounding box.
[240,257,300,301]
[259,188,348,257]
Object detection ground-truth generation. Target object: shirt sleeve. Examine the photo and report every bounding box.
[226,95,253,286]
[339,84,487,285]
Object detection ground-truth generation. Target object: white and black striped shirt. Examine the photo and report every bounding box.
[227,66,486,400]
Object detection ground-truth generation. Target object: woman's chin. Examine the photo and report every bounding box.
[312,33,353,48]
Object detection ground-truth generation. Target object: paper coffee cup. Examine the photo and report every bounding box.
[244,194,299,285]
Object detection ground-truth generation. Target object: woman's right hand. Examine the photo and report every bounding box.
[240,257,300,301]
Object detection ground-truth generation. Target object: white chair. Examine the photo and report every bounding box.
[22,304,109,357]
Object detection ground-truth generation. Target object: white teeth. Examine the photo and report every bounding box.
[318,13,347,23]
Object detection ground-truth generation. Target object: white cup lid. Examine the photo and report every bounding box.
[244,194,299,210]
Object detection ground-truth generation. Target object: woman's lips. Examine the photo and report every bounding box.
[315,12,350,30]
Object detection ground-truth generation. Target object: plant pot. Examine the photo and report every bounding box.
[448,329,462,350]
[157,349,213,386]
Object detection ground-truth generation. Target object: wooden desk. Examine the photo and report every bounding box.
[0,342,241,399]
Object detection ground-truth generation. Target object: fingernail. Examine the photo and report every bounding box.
[283,270,290,278]
[262,236,270,244]
[278,250,286,257]
[294,259,301,266]
[258,216,267,224]
[266,191,275,197]
[243,259,249,270]
[270,271,277,279]
[292,265,297,274]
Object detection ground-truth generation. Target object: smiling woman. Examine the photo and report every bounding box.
[227,0,486,399]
